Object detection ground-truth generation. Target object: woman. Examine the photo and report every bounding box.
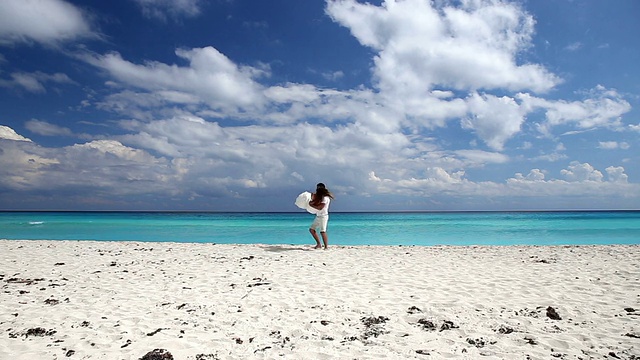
[309,183,334,249]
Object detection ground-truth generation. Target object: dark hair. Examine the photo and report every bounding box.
[310,183,334,206]
[315,186,334,200]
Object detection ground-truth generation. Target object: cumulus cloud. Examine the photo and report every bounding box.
[0,0,96,46]
[1,123,638,209]
[75,0,631,159]
[519,86,631,135]
[324,0,569,150]
[503,163,636,208]
[522,169,545,181]
[2,0,637,210]
[367,160,636,204]
[561,161,603,182]
[327,0,560,95]
[605,166,628,184]
[462,92,524,150]
[83,47,268,113]
[0,132,175,200]
[0,125,32,141]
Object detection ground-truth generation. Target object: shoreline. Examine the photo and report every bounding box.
[1,240,638,359]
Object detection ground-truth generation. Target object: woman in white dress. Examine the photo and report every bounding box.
[308,183,334,249]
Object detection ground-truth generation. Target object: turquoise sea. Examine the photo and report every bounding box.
[1,211,638,246]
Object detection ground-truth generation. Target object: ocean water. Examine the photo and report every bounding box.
[1,211,638,246]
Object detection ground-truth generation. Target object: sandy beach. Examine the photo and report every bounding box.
[1,240,638,359]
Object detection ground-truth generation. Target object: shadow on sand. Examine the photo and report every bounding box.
[260,245,315,252]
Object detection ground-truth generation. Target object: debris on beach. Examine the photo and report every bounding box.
[195,355,220,360]
[1,241,638,359]
[416,318,459,332]
[496,325,515,334]
[5,277,45,286]
[623,307,637,316]
[147,328,164,336]
[417,319,437,331]
[247,277,270,287]
[139,348,174,360]
[439,320,458,331]
[359,315,390,340]
[9,327,57,338]
[44,298,60,305]
[466,337,496,348]
[546,306,562,320]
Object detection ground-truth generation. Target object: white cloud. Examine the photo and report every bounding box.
[322,70,344,81]
[605,166,628,184]
[322,0,586,151]
[565,42,582,51]
[560,161,603,182]
[0,125,32,141]
[73,140,158,162]
[3,1,636,210]
[0,0,95,46]
[453,149,509,165]
[0,131,175,197]
[84,47,268,113]
[132,0,202,21]
[264,83,322,104]
[326,0,560,96]
[1,123,638,209]
[519,86,631,134]
[25,119,74,137]
[76,1,632,160]
[462,92,524,150]
[0,71,75,93]
[598,141,618,150]
[367,160,637,202]
[532,152,568,162]
[598,141,629,150]
[525,169,545,181]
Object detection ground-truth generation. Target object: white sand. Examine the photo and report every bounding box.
[0,240,638,360]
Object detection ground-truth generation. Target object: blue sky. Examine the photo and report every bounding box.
[0,0,638,211]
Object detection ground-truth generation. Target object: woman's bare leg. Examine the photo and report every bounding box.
[320,231,328,249]
[309,228,322,248]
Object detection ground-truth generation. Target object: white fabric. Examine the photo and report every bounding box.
[295,191,317,214]
[315,196,330,217]
[310,214,329,232]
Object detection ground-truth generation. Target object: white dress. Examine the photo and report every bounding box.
[294,191,318,214]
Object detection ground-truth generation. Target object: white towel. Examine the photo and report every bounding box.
[295,191,317,214]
